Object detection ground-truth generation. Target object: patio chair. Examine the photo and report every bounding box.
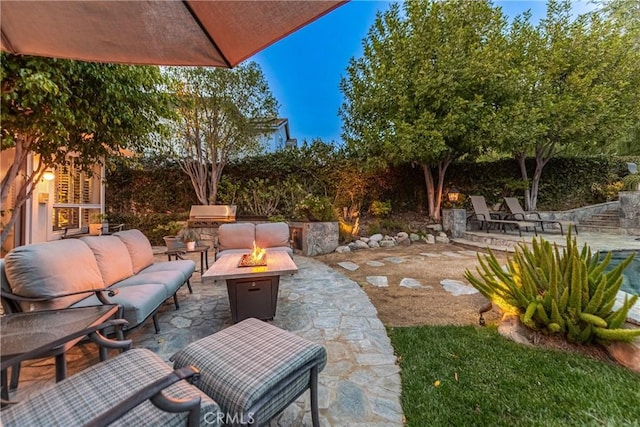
[503,197,577,236]
[468,195,537,237]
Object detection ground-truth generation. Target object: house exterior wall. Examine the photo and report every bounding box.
[0,150,105,252]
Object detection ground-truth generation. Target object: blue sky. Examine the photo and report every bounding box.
[253,1,596,146]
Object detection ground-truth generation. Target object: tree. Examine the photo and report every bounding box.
[494,0,640,210]
[593,0,640,155]
[164,62,278,205]
[340,0,508,220]
[1,54,172,245]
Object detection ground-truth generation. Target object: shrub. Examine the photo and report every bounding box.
[464,233,640,344]
[294,194,337,222]
[622,174,640,191]
[369,200,392,217]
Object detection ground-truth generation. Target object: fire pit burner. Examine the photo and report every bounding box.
[238,253,267,268]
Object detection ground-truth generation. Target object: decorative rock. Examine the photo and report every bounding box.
[440,279,478,296]
[605,339,640,373]
[366,276,389,287]
[426,224,443,232]
[338,261,360,271]
[397,236,411,246]
[497,314,534,346]
[368,240,380,248]
[441,251,466,259]
[396,232,409,239]
[359,237,370,243]
[409,233,421,242]
[366,261,385,267]
[438,232,448,237]
[399,278,423,289]
[421,252,441,258]
[379,240,396,248]
[370,234,383,242]
[435,235,450,244]
[424,234,436,244]
[335,245,351,253]
[353,240,370,250]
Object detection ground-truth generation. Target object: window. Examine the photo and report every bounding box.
[51,158,102,231]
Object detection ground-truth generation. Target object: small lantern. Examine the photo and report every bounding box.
[447,186,461,208]
[42,170,55,181]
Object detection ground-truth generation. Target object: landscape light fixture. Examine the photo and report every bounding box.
[447,186,461,208]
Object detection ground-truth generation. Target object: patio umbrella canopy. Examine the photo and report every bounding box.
[0,0,346,67]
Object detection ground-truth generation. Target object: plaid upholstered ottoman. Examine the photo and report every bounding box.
[171,318,327,427]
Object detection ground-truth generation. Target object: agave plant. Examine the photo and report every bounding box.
[464,232,640,344]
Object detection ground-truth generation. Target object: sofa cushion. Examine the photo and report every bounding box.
[71,284,168,330]
[216,248,252,260]
[80,236,135,287]
[217,223,256,252]
[113,270,186,299]
[255,222,290,249]
[114,229,154,274]
[141,260,196,284]
[3,239,103,310]
[0,348,221,427]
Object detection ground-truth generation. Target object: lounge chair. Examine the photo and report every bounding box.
[503,197,578,236]
[468,195,537,237]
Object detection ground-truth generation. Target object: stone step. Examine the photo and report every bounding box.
[580,219,619,225]
[575,224,624,234]
[584,214,619,221]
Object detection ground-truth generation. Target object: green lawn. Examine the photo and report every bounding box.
[389,325,640,427]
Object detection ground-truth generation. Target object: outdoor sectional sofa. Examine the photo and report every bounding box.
[215,222,293,260]
[0,229,195,333]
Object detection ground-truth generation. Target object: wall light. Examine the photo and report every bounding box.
[42,170,55,181]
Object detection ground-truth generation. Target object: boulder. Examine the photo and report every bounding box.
[369,233,383,242]
[335,245,351,253]
[435,235,450,244]
[409,233,421,242]
[605,338,640,373]
[368,240,380,248]
[424,234,436,244]
[397,236,411,246]
[379,240,396,248]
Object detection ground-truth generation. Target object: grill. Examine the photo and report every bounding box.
[187,205,237,227]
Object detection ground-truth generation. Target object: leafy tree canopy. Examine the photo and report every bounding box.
[1,53,173,245]
[340,0,508,219]
[162,62,278,205]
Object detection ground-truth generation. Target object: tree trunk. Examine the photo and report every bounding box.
[529,155,545,212]
[1,136,45,247]
[421,155,453,222]
[515,153,532,211]
[422,164,436,220]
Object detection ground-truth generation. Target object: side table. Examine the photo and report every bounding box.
[1,305,120,401]
[166,245,210,275]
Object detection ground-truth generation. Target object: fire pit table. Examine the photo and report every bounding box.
[202,252,297,323]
